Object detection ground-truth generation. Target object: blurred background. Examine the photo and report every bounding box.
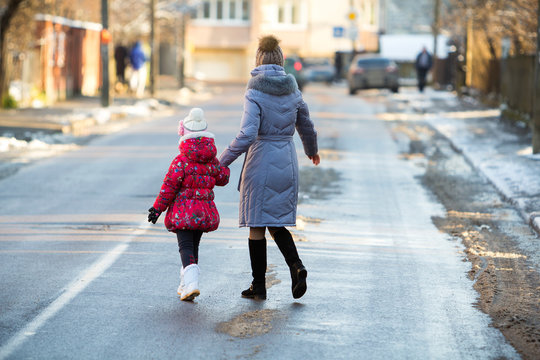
[0,0,536,119]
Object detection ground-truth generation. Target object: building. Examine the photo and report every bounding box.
[8,1,102,106]
[35,14,102,102]
[185,0,381,82]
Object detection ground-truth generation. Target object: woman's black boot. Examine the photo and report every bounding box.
[273,228,308,299]
[290,261,307,299]
[241,238,267,300]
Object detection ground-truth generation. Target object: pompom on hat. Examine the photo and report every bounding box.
[178,108,207,136]
[256,35,284,67]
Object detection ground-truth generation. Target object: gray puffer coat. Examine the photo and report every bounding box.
[219,64,318,227]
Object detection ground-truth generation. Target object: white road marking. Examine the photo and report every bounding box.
[0,221,150,360]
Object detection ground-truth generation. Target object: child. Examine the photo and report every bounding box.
[219,35,319,300]
[148,108,230,301]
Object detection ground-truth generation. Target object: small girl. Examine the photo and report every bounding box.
[148,108,230,301]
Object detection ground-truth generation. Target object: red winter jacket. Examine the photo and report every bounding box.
[153,136,230,232]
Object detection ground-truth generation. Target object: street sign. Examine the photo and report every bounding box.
[333,26,344,38]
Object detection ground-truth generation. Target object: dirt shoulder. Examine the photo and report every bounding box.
[388,120,540,359]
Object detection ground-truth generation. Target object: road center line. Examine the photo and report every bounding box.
[0,221,150,360]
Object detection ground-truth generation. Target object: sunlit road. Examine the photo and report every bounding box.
[0,83,519,359]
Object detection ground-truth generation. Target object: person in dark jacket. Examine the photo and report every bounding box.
[114,44,128,85]
[415,47,433,92]
[219,35,320,300]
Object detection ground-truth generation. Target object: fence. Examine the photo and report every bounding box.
[500,56,535,119]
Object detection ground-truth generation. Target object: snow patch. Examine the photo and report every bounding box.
[0,131,76,151]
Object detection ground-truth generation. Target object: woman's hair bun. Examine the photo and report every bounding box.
[258,35,280,52]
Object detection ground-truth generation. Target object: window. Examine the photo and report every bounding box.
[197,0,250,22]
[229,1,236,19]
[278,5,285,23]
[275,0,302,25]
[291,3,299,24]
[202,1,211,19]
[241,0,249,21]
[217,0,223,19]
[370,1,376,25]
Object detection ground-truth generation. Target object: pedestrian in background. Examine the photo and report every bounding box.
[148,108,230,301]
[114,44,128,85]
[129,41,148,97]
[219,35,320,300]
[415,46,433,92]
[334,51,343,81]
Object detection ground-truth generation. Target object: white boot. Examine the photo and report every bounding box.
[181,264,200,301]
[177,267,185,296]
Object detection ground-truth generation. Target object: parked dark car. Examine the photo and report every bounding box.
[284,55,307,91]
[347,55,399,94]
[304,58,335,84]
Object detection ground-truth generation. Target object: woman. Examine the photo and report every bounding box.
[219,35,320,300]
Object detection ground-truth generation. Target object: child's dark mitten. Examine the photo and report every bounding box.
[148,207,161,224]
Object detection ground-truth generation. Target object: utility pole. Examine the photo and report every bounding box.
[465,8,473,87]
[348,0,358,53]
[150,0,156,96]
[179,0,186,89]
[533,0,540,153]
[100,0,110,107]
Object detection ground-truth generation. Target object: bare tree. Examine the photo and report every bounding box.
[442,0,537,58]
[0,0,26,103]
[110,0,150,43]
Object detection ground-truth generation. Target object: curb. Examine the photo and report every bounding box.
[529,212,540,236]
[0,101,174,137]
[426,119,540,237]
[0,117,71,133]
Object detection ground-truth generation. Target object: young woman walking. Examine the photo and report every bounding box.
[219,35,320,300]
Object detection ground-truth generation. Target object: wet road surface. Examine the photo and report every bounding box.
[0,84,519,359]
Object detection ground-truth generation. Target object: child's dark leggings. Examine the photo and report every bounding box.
[176,230,203,267]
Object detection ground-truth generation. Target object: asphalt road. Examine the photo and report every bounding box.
[0,84,520,359]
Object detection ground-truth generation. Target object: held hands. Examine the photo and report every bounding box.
[308,154,320,166]
[147,207,161,224]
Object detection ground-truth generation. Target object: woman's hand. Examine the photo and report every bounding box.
[308,154,320,166]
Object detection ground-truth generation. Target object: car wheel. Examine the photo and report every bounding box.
[391,86,399,93]
[349,87,357,95]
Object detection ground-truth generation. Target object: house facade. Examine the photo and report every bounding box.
[35,14,102,103]
[7,0,102,107]
[185,0,381,82]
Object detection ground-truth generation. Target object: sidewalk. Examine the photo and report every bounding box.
[0,76,217,178]
[396,88,540,236]
[0,76,213,137]
[0,96,168,136]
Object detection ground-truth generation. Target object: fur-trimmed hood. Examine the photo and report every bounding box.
[247,64,298,96]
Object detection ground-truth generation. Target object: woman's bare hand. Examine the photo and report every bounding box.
[309,154,320,165]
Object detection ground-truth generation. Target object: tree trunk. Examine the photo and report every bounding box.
[481,24,497,60]
[0,0,24,103]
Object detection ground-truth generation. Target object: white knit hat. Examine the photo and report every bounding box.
[182,108,207,133]
[178,108,214,143]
